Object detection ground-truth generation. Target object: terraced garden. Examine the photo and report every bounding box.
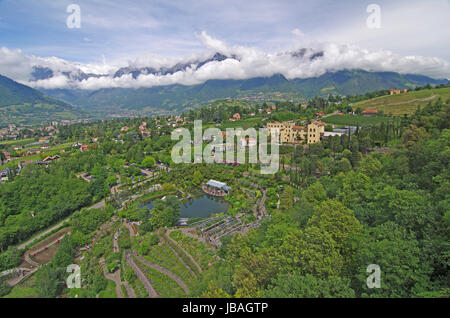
[140,243,197,288]
[168,230,216,271]
[132,255,186,297]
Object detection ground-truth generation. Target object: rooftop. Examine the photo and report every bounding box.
[206,179,232,191]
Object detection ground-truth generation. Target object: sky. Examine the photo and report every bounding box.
[0,0,449,89]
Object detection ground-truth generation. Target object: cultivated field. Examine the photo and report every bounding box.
[353,87,450,115]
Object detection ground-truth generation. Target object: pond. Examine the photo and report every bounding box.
[142,195,229,218]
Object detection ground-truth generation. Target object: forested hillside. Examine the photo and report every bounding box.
[194,97,450,298]
[0,74,86,126]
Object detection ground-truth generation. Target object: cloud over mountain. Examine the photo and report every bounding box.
[1,31,449,91]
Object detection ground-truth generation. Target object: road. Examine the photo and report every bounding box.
[17,200,105,250]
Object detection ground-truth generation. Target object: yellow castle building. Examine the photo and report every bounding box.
[267,121,326,145]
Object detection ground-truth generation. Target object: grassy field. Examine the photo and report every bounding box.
[3,286,36,298]
[3,276,37,298]
[0,138,35,147]
[323,114,391,127]
[353,87,450,115]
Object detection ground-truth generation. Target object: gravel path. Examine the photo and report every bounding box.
[102,267,124,298]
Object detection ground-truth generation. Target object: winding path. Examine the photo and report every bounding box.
[17,200,104,250]
[102,265,124,298]
[7,234,69,287]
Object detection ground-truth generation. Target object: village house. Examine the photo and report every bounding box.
[139,122,147,132]
[230,113,241,121]
[0,168,10,183]
[26,148,41,155]
[80,145,89,152]
[42,155,61,163]
[362,110,378,116]
[390,88,408,95]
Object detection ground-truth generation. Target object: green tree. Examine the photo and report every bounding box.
[280,186,294,210]
[35,265,61,298]
[336,157,352,173]
[264,273,355,298]
[355,222,432,297]
[141,156,155,169]
[302,182,327,204]
[192,170,203,186]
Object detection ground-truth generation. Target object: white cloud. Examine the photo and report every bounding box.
[195,31,231,56]
[291,28,305,38]
[1,31,448,91]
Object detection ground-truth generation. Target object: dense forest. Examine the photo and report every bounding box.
[193,97,449,297]
[0,150,110,251]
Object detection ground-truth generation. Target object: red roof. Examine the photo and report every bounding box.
[362,110,378,114]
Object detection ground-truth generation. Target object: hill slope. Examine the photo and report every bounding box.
[0,74,86,126]
[353,87,450,115]
[41,70,448,117]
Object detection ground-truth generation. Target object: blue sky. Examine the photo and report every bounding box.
[1,0,449,62]
[0,0,449,88]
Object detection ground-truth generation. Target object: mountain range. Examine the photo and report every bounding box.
[1,65,448,124]
[40,69,448,116]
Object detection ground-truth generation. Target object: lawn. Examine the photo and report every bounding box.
[0,138,35,146]
[323,114,391,127]
[3,286,36,298]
